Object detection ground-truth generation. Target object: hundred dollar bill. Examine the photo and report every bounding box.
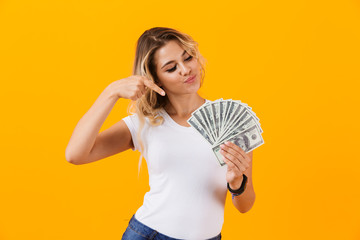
[218,115,262,145]
[219,99,228,136]
[212,124,264,166]
[187,98,264,166]
[197,107,217,142]
[217,108,262,145]
[219,102,246,142]
[221,99,235,137]
[211,99,221,138]
[203,104,218,139]
[187,117,214,145]
[191,110,216,143]
[191,101,215,135]
[235,101,259,122]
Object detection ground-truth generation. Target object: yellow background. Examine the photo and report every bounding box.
[1,0,359,239]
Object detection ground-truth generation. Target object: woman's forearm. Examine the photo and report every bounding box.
[65,86,119,163]
[230,180,256,213]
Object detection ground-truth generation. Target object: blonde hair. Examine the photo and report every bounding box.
[127,27,207,177]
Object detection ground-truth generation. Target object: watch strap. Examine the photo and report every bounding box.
[227,174,248,199]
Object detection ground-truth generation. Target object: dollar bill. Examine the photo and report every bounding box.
[212,124,264,165]
[187,98,264,166]
[187,117,214,145]
[211,100,221,138]
[191,109,216,143]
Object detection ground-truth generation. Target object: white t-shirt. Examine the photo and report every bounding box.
[121,99,228,240]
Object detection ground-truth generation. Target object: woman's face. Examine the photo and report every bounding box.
[154,40,201,96]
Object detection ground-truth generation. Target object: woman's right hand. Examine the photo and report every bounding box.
[107,75,166,101]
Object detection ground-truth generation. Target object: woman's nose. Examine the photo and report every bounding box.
[179,63,191,75]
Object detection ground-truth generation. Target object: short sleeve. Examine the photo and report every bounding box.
[122,114,140,152]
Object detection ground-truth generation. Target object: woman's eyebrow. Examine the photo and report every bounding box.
[161,50,187,69]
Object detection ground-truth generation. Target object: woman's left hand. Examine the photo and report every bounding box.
[220,141,251,189]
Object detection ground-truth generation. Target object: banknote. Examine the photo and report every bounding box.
[187,117,214,145]
[187,99,264,166]
[212,124,264,165]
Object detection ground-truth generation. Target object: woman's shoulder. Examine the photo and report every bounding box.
[123,110,164,127]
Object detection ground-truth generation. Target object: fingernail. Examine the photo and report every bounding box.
[161,91,165,96]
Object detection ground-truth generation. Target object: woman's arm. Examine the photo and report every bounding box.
[65,76,164,165]
[220,142,256,213]
[229,151,256,213]
[65,85,125,164]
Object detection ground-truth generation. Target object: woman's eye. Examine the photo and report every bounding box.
[167,66,176,72]
[166,56,193,73]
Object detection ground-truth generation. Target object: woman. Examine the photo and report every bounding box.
[65,27,255,240]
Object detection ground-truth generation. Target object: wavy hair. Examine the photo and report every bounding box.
[127,27,207,176]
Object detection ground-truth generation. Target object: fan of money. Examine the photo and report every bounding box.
[187,98,264,166]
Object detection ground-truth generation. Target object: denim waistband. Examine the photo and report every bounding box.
[128,214,222,240]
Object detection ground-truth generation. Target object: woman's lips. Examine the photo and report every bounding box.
[185,75,196,83]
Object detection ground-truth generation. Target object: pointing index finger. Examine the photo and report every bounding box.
[144,78,166,96]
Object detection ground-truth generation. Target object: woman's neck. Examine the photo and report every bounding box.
[164,94,206,117]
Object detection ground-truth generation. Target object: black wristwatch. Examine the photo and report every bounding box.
[227,174,248,199]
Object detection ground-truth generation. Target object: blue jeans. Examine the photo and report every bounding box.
[121,214,222,240]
